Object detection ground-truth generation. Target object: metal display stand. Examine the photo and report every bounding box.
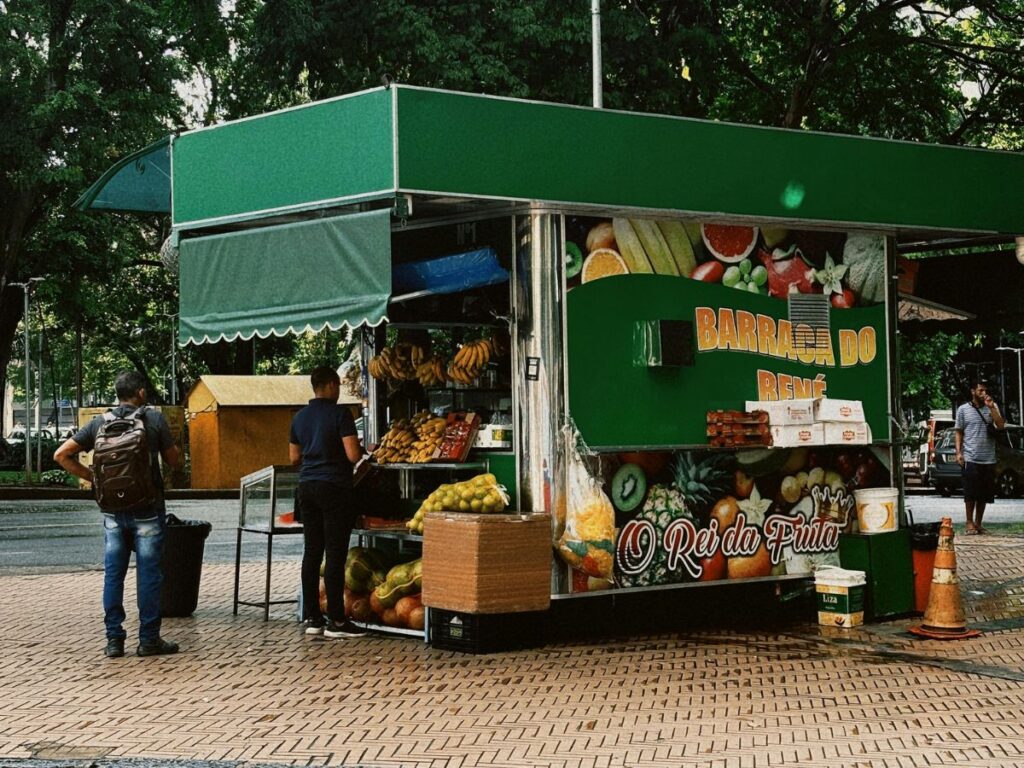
[233,465,302,621]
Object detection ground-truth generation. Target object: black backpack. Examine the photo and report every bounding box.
[92,407,157,512]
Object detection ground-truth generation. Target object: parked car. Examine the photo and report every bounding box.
[5,427,55,446]
[930,425,1024,498]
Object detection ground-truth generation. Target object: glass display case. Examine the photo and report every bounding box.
[238,465,301,531]
[233,465,302,621]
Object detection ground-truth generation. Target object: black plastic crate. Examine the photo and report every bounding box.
[428,608,547,654]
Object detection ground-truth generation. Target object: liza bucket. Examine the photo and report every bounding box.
[853,487,898,534]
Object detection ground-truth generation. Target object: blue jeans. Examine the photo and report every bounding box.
[103,510,165,642]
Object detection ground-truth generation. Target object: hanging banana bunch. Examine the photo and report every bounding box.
[447,338,492,385]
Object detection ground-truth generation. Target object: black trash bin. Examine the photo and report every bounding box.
[160,514,212,617]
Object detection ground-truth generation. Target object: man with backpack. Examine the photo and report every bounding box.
[54,370,180,658]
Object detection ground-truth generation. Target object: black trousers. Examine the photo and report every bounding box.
[298,481,355,622]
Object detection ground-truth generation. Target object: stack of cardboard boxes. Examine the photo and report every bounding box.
[745,398,870,448]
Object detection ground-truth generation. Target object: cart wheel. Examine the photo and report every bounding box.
[938,485,952,497]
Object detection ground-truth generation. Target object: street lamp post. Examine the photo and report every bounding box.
[10,278,43,483]
[995,346,1024,427]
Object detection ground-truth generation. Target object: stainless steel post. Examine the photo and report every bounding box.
[591,0,603,108]
[170,318,178,404]
[1011,352,1019,430]
[22,286,30,484]
[36,331,42,476]
[513,211,565,520]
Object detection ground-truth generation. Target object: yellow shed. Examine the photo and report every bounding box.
[186,375,361,489]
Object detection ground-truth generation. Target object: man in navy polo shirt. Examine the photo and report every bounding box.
[289,366,367,638]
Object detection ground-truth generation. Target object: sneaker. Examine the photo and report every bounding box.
[324,620,367,639]
[104,638,125,658]
[303,617,326,636]
[136,638,180,657]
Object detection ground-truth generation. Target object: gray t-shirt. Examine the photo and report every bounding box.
[73,405,174,509]
[954,403,997,464]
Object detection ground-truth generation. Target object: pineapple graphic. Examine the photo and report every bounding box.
[616,452,734,587]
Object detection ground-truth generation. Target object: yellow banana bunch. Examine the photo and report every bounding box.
[374,419,418,464]
[368,343,427,382]
[375,412,447,464]
[448,338,493,384]
[409,416,447,462]
[415,355,447,387]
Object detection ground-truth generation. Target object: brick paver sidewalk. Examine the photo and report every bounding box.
[2,537,1024,767]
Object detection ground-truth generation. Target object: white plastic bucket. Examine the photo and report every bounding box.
[854,487,898,534]
[814,566,866,627]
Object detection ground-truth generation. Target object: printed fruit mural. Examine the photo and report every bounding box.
[701,224,759,263]
[604,445,891,589]
[566,215,884,308]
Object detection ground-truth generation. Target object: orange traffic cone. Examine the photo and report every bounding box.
[909,517,981,640]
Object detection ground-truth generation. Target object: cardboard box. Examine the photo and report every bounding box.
[770,423,824,447]
[422,512,552,614]
[473,424,512,449]
[746,399,816,425]
[815,398,866,423]
[823,422,871,445]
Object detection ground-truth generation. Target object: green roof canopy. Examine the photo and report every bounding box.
[156,86,1024,236]
[178,209,391,345]
[74,138,171,214]
[78,86,1024,345]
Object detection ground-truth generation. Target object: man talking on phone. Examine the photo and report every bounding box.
[954,380,1005,534]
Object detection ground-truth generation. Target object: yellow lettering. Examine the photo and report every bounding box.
[757,314,777,357]
[839,329,858,367]
[736,310,756,353]
[778,373,794,399]
[777,320,795,361]
[695,307,718,351]
[718,308,738,350]
[795,324,816,364]
[757,370,778,400]
[793,377,813,399]
[858,327,877,363]
[815,329,836,367]
[812,374,828,399]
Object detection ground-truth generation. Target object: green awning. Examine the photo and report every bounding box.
[74,137,171,214]
[179,209,391,345]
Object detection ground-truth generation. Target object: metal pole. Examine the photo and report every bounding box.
[20,286,30,484]
[76,323,83,414]
[1017,350,1023,427]
[36,332,42,476]
[591,0,602,108]
[170,319,178,404]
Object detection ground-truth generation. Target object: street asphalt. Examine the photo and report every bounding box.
[0,498,303,575]
[1,489,1021,576]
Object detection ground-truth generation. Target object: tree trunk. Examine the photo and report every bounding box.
[0,286,28,433]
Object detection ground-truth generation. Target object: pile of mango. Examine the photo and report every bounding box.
[406,473,508,534]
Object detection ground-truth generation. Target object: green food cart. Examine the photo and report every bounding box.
[79,85,1024,641]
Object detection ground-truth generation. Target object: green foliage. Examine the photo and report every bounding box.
[3,0,1023,422]
[899,329,965,420]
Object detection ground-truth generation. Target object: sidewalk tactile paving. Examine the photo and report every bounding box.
[3,537,1024,766]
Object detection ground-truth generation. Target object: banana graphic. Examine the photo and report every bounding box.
[630,218,679,276]
[612,218,653,274]
[656,220,697,277]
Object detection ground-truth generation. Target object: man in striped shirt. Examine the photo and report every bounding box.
[954,380,1006,534]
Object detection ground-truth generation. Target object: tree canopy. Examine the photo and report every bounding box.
[2,1,1022,426]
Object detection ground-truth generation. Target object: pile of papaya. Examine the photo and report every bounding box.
[332,547,425,630]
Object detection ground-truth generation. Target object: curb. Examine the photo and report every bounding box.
[0,488,238,501]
